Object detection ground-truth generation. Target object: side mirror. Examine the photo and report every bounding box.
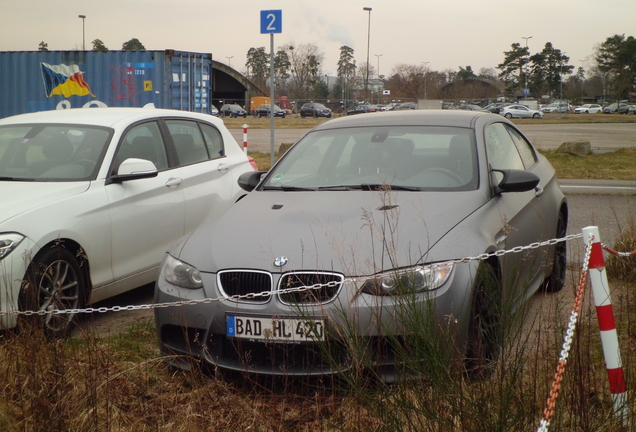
[238,171,267,192]
[492,169,540,194]
[110,158,158,183]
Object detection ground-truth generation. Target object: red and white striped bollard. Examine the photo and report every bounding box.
[242,124,248,154]
[582,226,628,423]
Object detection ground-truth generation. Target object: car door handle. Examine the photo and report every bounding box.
[217,163,229,172]
[165,177,182,188]
[535,185,544,197]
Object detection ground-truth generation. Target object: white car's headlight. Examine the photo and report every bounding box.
[0,233,25,261]
[162,254,203,289]
[360,263,453,296]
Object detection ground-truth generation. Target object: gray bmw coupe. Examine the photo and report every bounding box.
[155,110,567,379]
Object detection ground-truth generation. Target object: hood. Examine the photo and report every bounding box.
[0,181,90,225]
[179,190,488,277]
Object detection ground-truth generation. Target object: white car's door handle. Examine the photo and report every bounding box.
[217,162,229,172]
[535,186,544,197]
[165,177,182,188]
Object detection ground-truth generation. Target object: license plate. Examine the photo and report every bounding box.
[226,315,325,342]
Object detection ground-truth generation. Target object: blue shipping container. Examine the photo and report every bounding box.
[0,50,213,119]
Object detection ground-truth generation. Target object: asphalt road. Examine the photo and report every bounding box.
[229,122,636,153]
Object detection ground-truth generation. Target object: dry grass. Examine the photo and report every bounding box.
[539,147,636,180]
[2,254,636,430]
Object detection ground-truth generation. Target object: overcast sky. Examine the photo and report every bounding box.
[2,0,634,77]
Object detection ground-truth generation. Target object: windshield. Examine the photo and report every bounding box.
[262,126,478,191]
[0,124,111,181]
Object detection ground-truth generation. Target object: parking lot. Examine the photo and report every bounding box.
[230,122,636,153]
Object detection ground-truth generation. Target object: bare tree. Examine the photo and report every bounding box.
[387,64,426,99]
[286,43,324,99]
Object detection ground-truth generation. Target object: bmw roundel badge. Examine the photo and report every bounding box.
[273,256,289,268]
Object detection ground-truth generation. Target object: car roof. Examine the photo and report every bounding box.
[0,107,223,128]
[311,109,497,130]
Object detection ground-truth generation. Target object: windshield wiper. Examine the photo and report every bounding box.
[0,176,32,181]
[262,185,316,191]
[347,184,421,191]
[318,185,355,190]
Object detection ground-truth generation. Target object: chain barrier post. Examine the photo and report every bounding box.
[242,124,248,154]
[582,226,628,423]
[537,234,593,432]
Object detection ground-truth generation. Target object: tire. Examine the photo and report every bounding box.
[20,246,86,336]
[533,113,540,118]
[465,263,501,378]
[504,113,513,119]
[543,212,567,293]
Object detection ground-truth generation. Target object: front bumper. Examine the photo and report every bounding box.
[154,261,478,376]
[0,236,35,329]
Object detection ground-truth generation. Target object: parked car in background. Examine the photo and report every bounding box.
[155,110,568,380]
[220,104,247,118]
[574,104,602,114]
[617,104,635,114]
[541,102,570,113]
[457,104,489,112]
[500,104,544,119]
[300,103,332,118]
[253,104,286,118]
[629,105,636,114]
[210,106,220,117]
[0,107,255,335]
[394,102,418,110]
[347,103,380,115]
[483,103,508,114]
[603,102,628,114]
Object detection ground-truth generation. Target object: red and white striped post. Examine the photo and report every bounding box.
[582,226,628,422]
[242,124,248,154]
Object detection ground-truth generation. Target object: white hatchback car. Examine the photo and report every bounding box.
[0,107,255,334]
[574,104,602,114]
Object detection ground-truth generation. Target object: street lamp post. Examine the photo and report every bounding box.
[78,15,86,50]
[374,54,382,77]
[423,61,429,100]
[225,56,233,68]
[521,36,532,100]
[363,7,372,102]
[579,59,585,103]
[375,54,382,104]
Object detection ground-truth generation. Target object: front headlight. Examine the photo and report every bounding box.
[0,233,25,261]
[360,262,453,296]
[162,254,203,289]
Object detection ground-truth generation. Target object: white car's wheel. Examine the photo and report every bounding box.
[20,247,86,336]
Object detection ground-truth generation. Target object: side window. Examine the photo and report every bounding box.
[200,123,225,159]
[166,120,209,166]
[485,123,525,184]
[505,125,537,169]
[117,121,168,171]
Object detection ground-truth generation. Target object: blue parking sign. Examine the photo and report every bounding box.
[261,10,282,34]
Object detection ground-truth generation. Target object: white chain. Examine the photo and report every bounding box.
[1,234,583,318]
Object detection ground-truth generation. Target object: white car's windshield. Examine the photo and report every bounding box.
[0,124,111,181]
[263,126,478,191]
